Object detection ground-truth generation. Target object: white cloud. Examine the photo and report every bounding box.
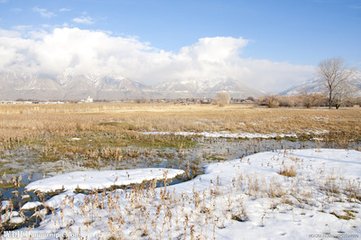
[0,27,314,92]
[59,8,71,12]
[72,16,94,25]
[0,28,21,37]
[32,7,55,18]
[13,25,33,31]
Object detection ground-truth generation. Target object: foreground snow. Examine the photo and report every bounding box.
[4,149,361,239]
[26,168,184,192]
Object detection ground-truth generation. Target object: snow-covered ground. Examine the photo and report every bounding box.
[142,130,330,139]
[143,131,298,139]
[3,149,361,239]
[25,168,184,193]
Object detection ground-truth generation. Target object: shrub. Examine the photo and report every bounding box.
[214,91,231,107]
[263,96,280,108]
[279,166,296,177]
[302,93,327,108]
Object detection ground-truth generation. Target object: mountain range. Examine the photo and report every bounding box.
[0,72,263,101]
[1,71,360,101]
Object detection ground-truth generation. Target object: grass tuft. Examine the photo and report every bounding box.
[278,166,297,177]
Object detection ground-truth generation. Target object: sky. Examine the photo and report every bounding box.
[0,0,360,92]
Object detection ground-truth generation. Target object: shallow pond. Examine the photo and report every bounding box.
[2,137,360,199]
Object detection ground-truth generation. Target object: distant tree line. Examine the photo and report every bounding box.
[258,94,360,109]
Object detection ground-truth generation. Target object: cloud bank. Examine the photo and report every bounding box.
[0,27,314,92]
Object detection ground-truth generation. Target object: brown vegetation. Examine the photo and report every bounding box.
[0,102,360,175]
[259,94,328,108]
[0,102,360,143]
[278,166,297,177]
[214,91,231,107]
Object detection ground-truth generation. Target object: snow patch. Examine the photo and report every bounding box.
[26,168,184,193]
[143,131,298,139]
[1,200,11,210]
[21,201,43,210]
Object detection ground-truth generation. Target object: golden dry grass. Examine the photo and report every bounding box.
[0,103,360,140]
[279,166,297,177]
[0,102,359,167]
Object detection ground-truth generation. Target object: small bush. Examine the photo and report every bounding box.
[302,93,327,108]
[279,166,296,177]
[265,96,280,108]
[214,91,231,107]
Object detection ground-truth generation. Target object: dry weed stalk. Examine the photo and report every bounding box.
[279,165,297,177]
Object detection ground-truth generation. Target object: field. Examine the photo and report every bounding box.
[1,103,361,145]
[1,103,361,239]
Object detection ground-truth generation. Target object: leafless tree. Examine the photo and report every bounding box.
[318,58,354,109]
[214,91,231,107]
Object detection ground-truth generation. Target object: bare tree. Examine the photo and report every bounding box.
[214,91,231,107]
[318,58,354,109]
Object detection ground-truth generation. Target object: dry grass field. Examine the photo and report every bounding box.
[0,102,360,172]
[0,102,360,141]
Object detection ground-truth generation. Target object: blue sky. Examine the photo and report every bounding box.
[0,0,360,66]
[0,0,360,92]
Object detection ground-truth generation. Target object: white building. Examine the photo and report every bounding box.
[81,96,93,103]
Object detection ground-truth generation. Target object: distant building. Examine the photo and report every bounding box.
[42,101,65,104]
[81,96,93,103]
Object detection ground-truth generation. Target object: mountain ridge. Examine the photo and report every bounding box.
[280,71,361,97]
[0,72,264,100]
